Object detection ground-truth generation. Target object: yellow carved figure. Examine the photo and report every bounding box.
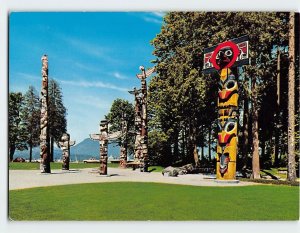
[216,68,238,180]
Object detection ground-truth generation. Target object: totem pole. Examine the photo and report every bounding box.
[40,55,50,173]
[128,87,143,164]
[119,112,128,168]
[59,133,76,170]
[90,120,109,175]
[136,66,155,172]
[203,36,249,180]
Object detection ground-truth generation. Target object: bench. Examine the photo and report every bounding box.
[126,162,142,170]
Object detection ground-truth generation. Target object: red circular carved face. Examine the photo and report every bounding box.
[210,41,239,70]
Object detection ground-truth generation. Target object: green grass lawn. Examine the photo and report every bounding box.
[9,182,299,221]
[8,162,163,172]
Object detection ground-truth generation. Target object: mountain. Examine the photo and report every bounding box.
[13,138,121,161]
[70,138,120,161]
[13,146,61,161]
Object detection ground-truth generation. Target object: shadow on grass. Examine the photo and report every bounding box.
[148,168,157,173]
[261,170,279,180]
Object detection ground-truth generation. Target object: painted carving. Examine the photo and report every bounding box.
[59,133,76,170]
[203,36,249,180]
[135,66,155,172]
[99,120,108,175]
[119,113,128,168]
[128,88,143,164]
[40,55,50,173]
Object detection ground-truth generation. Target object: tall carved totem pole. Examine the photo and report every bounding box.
[59,133,76,170]
[99,120,108,175]
[119,112,128,168]
[90,120,109,175]
[40,55,50,173]
[203,36,249,180]
[136,66,155,172]
[128,87,143,163]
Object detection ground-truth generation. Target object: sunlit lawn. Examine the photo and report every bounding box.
[9,182,299,221]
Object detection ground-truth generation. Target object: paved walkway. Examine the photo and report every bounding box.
[9,168,257,190]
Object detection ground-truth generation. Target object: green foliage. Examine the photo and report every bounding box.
[9,183,299,220]
[149,12,296,172]
[106,98,134,133]
[106,98,135,154]
[9,92,28,161]
[20,86,40,162]
[148,129,169,165]
[48,79,67,159]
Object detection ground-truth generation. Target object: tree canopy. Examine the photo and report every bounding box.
[148,12,299,177]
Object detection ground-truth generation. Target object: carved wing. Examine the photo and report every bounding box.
[69,140,76,146]
[145,67,155,77]
[136,74,144,79]
[108,131,122,140]
[89,134,100,141]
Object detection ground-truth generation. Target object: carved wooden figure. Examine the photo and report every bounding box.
[40,55,50,173]
[59,133,76,170]
[128,88,143,164]
[119,113,128,168]
[99,120,108,175]
[90,120,109,175]
[203,36,249,180]
[136,66,155,172]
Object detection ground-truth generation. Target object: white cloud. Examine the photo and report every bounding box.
[15,72,40,81]
[140,12,165,24]
[151,12,166,18]
[61,36,119,64]
[143,17,162,25]
[59,79,128,92]
[111,72,129,80]
[75,95,111,109]
[74,62,101,73]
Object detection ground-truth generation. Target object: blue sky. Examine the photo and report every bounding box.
[9,12,164,143]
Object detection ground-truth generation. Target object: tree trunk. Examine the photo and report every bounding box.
[50,137,54,162]
[9,144,16,162]
[274,127,280,167]
[173,130,179,163]
[251,77,261,179]
[274,48,281,167]
[242,98,249,171]
[182,128,185,161]
[208,126,211,161]
[261,139,266,168]
[29,144,33,162]
[193,143,199,167]
[287,12,296,182]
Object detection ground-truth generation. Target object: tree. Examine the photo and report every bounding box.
[8,92,27,161]
[150,12,217,166]
[150,12,292,175]
[21,86,40,162]
[106,98,135,154]
[48,79,67,161]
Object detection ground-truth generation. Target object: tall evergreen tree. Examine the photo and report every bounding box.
[21,86,40,162]
[106,98,135,155]
[150,12,292,175]
[48,79,67,161]
[8,92,27,161]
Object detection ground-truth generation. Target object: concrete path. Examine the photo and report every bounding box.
[9,167,257,190]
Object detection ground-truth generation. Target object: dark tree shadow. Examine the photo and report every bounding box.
[261,170,279,180]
